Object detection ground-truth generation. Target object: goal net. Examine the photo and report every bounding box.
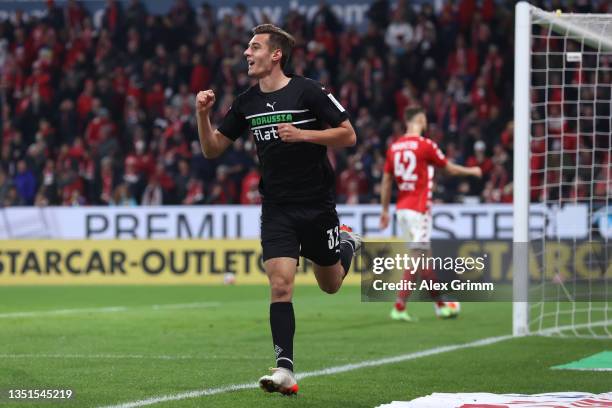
[514,2,611,338]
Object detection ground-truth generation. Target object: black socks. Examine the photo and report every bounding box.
[339,240,355,277]
[270,302,295,371]
[268,238,356,372]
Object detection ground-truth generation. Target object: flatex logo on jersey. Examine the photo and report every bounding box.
[246,108,312,142]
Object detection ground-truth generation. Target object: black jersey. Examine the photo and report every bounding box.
[218,75,349,204]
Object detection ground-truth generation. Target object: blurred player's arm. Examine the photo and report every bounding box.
[379,172,394,229]
[278,120,356,147]
[196,90,233,159]
[426,139,481,178]
[444,161,482,178]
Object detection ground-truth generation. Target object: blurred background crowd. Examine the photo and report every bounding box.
[0,0,609,207]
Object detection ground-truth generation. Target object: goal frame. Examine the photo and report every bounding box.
[513,2,612,336]
[513,1,530,337]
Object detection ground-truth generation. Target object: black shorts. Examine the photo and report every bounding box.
[261,201,340,266]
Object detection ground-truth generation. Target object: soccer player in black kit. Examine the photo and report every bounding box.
[195,24,361,395]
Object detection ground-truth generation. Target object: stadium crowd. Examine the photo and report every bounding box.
[0,0,609,207]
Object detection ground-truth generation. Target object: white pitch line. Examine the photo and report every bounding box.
[0,354,195,361]
[0,302,220,318]
[0,306,128,318]
[101,382,260,408]
[151,302,218,310]
[97,334,513,408]
[0,354,272,361]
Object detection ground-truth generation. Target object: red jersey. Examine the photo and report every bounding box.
[384,134,448,213]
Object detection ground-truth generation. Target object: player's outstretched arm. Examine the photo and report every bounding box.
[379,172,394,229]
[277,119,356,147]
[444,161,483,178]
[196,90,232,159]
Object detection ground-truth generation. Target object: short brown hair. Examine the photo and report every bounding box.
[404,106,425,123]
[252,24,296,70]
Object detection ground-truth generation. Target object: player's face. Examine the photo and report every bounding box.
[244,34,279,78]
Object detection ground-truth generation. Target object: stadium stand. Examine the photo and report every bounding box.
[0,0,608,206]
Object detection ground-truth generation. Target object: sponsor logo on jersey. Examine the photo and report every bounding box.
[253,127,280,142]
[250,113,293,127]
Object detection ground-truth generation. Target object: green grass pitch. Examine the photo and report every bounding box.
[0,285,610,407]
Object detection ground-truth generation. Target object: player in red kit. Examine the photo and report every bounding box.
[380,107,482,321]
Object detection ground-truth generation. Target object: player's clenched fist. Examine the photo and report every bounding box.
[196,90,216,114]
[278,123,304,143]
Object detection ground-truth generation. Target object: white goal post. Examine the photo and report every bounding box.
[513,2,611,338]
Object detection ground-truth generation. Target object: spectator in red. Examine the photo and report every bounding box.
[471,75,499,120]
[338,157,368,201]
[594,166,611,200]
[183,177,204,205]
[457,0,476,32]
[344,179,361,204]
[66,137,85,163]
[240,168,261,204]
[36,118,56,148]
[421,79,445,123]
[482,44,504,91]
[11,28,35,71]
[208,165,237,204]
[466,140,493,175]
[144,82,165,118]
[58,168,84,205]
[339,77,360,116]
[66,0,87,30]
[171,83,196,116]
[152,161,176,199]
[482,162,512,203]
[102,0,125,45]
[85,108,116,151]
[26,62,53,104]
[500,121,514,150]
[446,35,478,79]
[313,23,336,58]
[190,54,211,94]
[394,80,416,120]
[76,79,95,123]
[547,104,567,136]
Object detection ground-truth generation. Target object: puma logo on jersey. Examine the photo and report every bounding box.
[266,102,277,111]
